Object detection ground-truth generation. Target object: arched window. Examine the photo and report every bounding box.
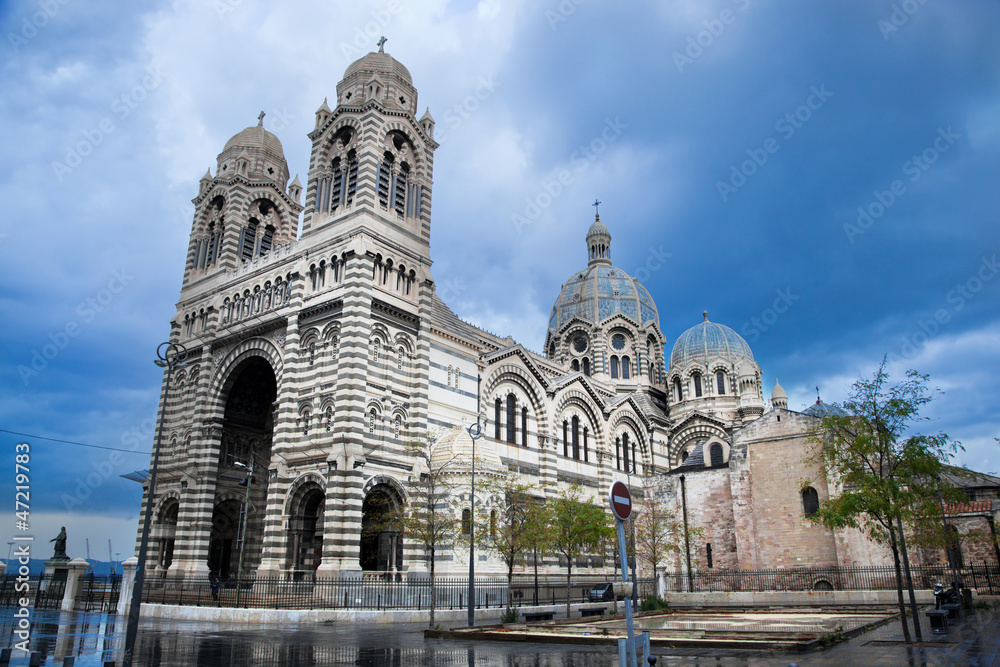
[693,372,703,397]
[622,356,630,380]
[330,157,343,211]
[562,420,568,457]
[802,486,819,517]
[506,394,516,445]
[572,359,580,372]
[241,219,258,261]
[709,443,724,467]
[377,155,392,207]
[673,377,683,402]
[394,163,409,216]
[616,437,622,470]
[583,358,590,376]
[610,356,620,379]
[394,415,402,440]
[622,432,630,471]
[494,398,502,440]
[346,150,359,204]
[461,509,471,535]
[371,338,380,363]
[571,415,580,460]
[716,371,726,395]
[521,407,528,448]
[583,426,589,463]
[369,408,377,434]
[397,346,405,371]
[260,225,274,256]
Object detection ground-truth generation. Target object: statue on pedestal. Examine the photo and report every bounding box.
[50,526,68,560]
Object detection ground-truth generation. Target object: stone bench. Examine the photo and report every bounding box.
[522,611,554,623]
[925,609,949,633]
[941,603,961,620]
[580,606,607,617]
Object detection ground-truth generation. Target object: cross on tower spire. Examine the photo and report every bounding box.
[377,36,387,53]
[592,199,601,219]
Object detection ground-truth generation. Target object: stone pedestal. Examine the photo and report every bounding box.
[118,557,139,616]
[62,558,89,611]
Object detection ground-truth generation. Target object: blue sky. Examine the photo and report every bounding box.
[2,0,998,561]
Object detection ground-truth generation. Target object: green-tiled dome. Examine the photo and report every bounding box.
[548,265,660,333]
[670,313,754,370]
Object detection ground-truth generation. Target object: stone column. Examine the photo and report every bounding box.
[118,557,139,616]
[58,558,88,612]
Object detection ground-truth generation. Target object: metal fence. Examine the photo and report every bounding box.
[663,562,1000,595]
[75,574,121,612]
[140,574,657,610]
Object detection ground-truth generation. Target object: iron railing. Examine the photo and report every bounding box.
[139,574,657,610]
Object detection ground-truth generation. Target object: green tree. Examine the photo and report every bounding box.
[550,485,613,617]
[809,359,961,643]
[476,474,545,614]
[391,432,459,628]
[522,497,554,606]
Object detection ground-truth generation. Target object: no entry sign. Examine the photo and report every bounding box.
[608,480,632,521]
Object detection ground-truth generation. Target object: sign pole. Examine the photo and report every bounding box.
[609,481,637,667]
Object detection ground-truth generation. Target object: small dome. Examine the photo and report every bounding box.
[343,51,413,85]
[429,425,503,473]
[223,124,285,159]
[670,313,754,370]
[771,379,787,400]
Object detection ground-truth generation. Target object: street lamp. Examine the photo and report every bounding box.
[465,374,483,627]
[122,341,187,667]
[233,459,255,606]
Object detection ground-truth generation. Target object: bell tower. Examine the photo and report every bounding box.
[300,42,437,267]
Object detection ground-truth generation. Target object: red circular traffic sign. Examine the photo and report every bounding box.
[608,481,632,521]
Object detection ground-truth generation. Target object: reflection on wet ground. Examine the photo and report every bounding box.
[0,606,997,666]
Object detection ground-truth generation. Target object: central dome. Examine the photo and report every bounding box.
[670,313,754,370]
[548,265,660,333]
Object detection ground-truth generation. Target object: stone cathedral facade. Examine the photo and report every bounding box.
[140,48,999,584]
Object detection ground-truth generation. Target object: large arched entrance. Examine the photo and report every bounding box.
[210,356,277,577]
[287,484,325,577]
[208,499,241,578]
[157,500,179,571]
[360,484,404,576]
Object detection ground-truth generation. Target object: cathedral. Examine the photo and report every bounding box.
[140,46,999,585]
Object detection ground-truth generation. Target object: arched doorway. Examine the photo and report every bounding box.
[287,484,325,577]
[157,500,179,571]
[360,484,403,576]
[212,356,277,577]
[208,499,241,579]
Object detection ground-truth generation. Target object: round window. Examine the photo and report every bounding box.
[611,334,626,351]
[573,336,588,353]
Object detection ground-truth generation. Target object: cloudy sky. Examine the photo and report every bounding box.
[2,0,998,562]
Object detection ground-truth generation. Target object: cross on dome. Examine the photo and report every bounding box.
[377,36,387,53]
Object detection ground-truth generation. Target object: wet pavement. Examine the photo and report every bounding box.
[0,606,997,666]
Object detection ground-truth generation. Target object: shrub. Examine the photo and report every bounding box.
[639,595,669,612]
[501,607,520,624]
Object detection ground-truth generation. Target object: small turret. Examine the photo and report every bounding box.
[419,107,435,140]
[771,379,788,409]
